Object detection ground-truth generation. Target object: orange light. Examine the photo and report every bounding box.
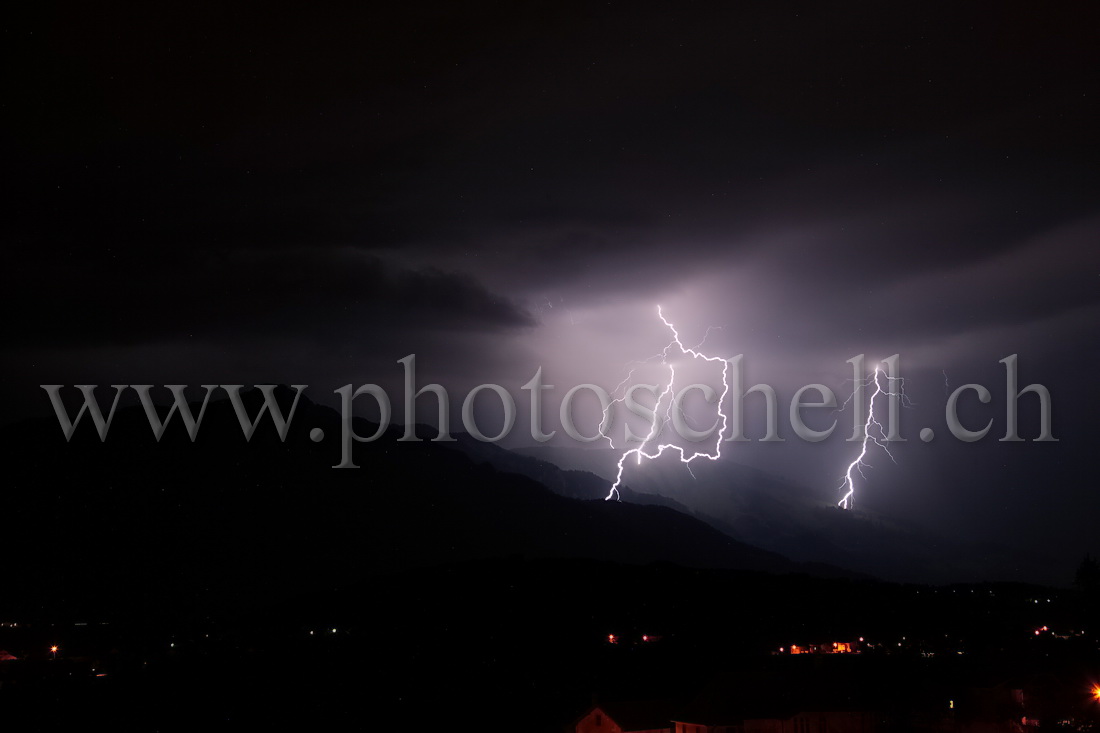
[1092,685,1100,702]
[608,634,616,644]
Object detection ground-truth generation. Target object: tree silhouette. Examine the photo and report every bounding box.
[1075,554,1100,592]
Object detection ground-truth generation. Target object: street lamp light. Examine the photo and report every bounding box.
[49,645,58,660]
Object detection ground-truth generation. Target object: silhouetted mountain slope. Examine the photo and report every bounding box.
[446,430,690,508]
[514,445,1055,584]
[0,387,847,621]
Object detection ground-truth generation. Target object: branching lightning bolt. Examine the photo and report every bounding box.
[601,306,731,501]
[599,308,907,509]
[836,365,908,510]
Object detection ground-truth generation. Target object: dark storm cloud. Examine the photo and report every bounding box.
[6,1,1097,370]
[6,247,533,347]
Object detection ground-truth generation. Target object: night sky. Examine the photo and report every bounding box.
[5,3,1099,582]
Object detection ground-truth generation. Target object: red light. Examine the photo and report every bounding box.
[608,634,617,644]
[642,635,648,642]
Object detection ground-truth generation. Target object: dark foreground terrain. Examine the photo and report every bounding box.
[1,391,1097,730]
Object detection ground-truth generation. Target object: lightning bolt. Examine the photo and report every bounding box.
[836,365,907,510]
[601,306,731,501]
